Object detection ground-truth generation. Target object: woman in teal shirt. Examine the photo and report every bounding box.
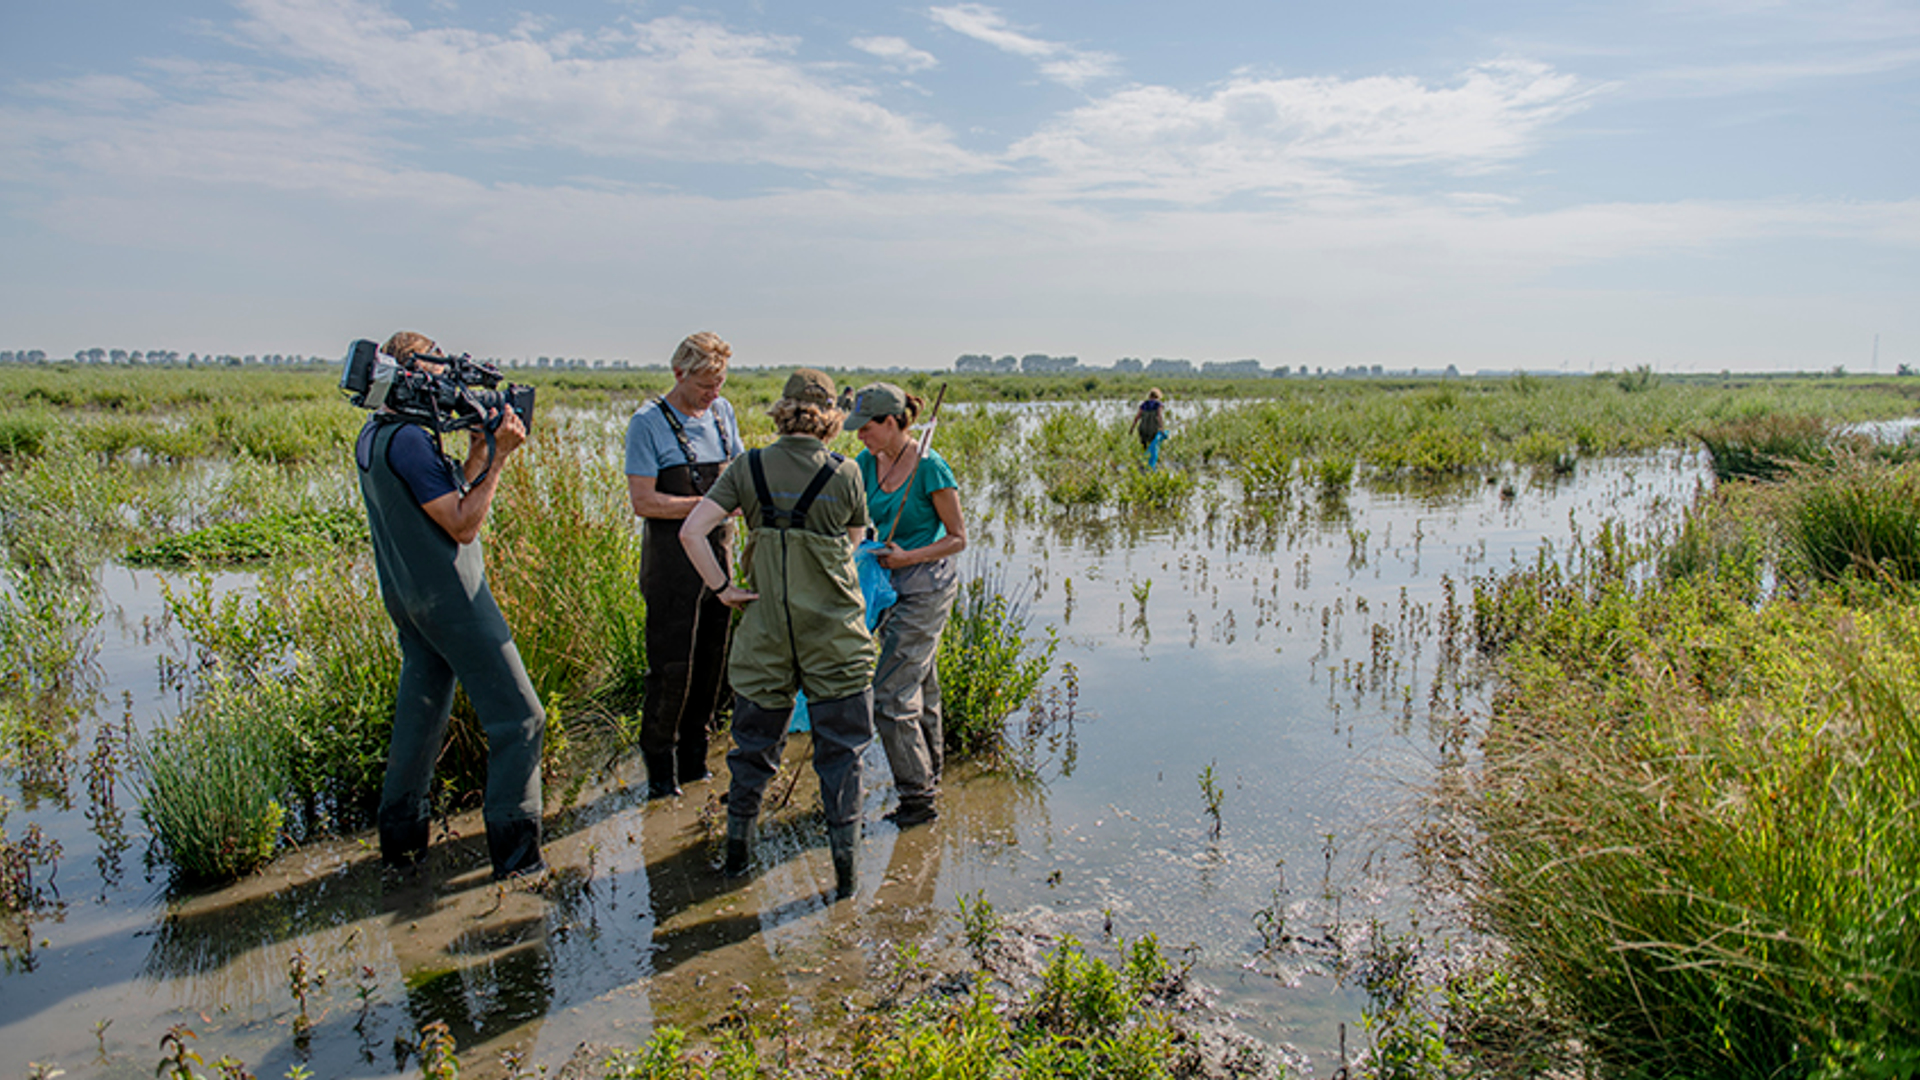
[845,383,968,827]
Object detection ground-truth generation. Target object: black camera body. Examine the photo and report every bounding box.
[340,339,536,434]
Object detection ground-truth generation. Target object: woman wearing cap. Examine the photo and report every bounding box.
[680,369,875,899]
[845,383,967,828]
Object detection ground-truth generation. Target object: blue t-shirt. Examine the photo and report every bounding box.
[359,420,462,506]
[624,397,741,477]
[857,448,957,551]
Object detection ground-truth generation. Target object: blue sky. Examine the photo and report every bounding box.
[1,0,1914,371]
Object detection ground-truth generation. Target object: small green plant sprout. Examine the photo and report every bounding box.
[1252,858,1289,953]
[956,889,1002,966]
[286,948,324,1037]
[1130,577,1152,610]
[211,1056,255,1080]
[353,965,381,1033]
[1199,761,1224,839]
[157,1025,204,1080]
[418,1021,459,1080]
[25,1063,64,1080]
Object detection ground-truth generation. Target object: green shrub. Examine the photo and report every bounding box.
[125,508,367,567]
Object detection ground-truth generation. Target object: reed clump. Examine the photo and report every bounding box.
[937,570,1057,761]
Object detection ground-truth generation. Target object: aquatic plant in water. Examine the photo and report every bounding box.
[136,699,289,883]
[937,569,1057,761]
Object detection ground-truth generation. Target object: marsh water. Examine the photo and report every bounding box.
[0,421,1705,1079]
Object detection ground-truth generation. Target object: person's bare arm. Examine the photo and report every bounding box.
[421,409,525,545]
[681,498,757,608]
[628,473,704,520]
[876,487,967,569]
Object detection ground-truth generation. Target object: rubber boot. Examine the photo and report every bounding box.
[644,752,680,800]
[486,816,546,881]
[723,814,754,878]
[677,734,711,785]
[378,815,430,870]
[828,823,859,900]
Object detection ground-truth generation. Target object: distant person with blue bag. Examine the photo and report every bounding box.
[1131,387,1167,469]
[846,382,967,828]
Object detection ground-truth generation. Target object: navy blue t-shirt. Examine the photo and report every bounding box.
[359,421,462,506]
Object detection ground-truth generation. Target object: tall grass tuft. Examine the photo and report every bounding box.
[938,569,1057,760]
[1786,460,1920,585]
[483,418,649,716]
[1698,414,1833,482]
[137,695,289,883]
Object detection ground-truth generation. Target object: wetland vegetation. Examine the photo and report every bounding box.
[5,362,1920,1077]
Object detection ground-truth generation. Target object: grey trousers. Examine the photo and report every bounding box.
[873,561,957,808]
[725,690,873,828]
[379,598,545,873]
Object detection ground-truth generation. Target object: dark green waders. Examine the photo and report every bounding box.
[358,420,545,880]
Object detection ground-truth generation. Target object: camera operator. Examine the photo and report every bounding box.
[357,330,545,880]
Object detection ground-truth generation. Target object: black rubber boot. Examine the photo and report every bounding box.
[677,737,711,786]
[828,823,859,900]
[378,815,430,870]
[486,816,546,881]
[722,815,754,878]
[644,752,681,799]
[883,800,938,828]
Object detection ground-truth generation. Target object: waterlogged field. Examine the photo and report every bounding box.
[3,366,1918,1079]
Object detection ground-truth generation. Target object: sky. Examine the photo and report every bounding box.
[0,0,1915,372]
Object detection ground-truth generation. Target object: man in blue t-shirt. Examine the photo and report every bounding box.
[623,331,743,798]
[357,330,545,880]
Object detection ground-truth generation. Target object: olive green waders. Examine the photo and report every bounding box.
[723,450,875,897]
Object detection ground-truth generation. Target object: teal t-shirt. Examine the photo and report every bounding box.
[858,448,956,551]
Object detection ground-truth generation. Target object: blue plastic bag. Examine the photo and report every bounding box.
[790,541,898,732]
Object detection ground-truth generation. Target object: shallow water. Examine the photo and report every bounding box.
[0,446,1706,1078]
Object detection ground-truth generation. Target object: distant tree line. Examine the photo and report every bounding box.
[0,348,667,370]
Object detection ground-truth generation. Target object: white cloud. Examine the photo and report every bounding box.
[176,0,990,178]
[927,3,1118,87]
[1010,61,1601,203]
[852,35,939,73]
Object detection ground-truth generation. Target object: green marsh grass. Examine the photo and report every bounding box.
[1698,413,1834,482]
[1786,460,1920,585]
[1456,461,1920,1077]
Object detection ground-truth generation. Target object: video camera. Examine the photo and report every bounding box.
[339,339,536,434]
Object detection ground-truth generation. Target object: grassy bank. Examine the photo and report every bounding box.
[1442,453,1920,1076]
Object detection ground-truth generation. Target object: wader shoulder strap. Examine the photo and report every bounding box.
[748,449,844,530]
[654,395,732,469]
